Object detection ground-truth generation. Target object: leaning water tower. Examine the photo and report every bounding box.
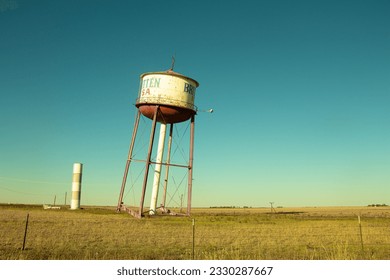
[116,67,199,218]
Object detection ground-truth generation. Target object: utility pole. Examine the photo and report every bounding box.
[269,202,276,214]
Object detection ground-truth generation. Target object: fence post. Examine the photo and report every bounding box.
[358,215,364,253]
[22,213,29,250]
[192,218,195,260]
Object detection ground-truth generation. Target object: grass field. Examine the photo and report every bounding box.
[1,204,389,260]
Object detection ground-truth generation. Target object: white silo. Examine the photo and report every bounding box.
[70,163,83,210]
[117,68,199,218]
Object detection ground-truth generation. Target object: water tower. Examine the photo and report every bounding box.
[116,68,199,218]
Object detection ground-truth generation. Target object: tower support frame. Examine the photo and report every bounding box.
[117,105,195,218]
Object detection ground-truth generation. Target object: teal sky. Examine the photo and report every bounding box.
[1,0,389,207]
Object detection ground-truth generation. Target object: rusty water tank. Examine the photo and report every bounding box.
[136,70,199,124]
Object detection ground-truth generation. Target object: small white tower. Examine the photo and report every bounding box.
[70,163,83,210]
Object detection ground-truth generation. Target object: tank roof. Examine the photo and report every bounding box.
[140,70,199,87]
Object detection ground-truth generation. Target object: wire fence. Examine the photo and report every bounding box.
[191,222,390,260]
[1,207,390,260]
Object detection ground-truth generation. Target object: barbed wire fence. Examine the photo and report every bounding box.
[1,208,390,260]
[191,218,390,260]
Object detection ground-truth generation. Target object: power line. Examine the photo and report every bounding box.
[0,176,68,186]
[0,185,53,196]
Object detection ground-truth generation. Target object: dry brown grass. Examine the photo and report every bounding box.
[1,204,389,260]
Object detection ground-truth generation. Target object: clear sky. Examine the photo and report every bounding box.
[1,0,389,208]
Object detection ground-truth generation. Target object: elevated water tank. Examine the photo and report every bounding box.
[136,70,199,124]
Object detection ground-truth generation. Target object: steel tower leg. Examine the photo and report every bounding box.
[187,115,195,216]
[139,105,159,217]
[117,110,141,212]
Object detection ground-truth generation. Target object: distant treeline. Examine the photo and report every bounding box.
[209,206,253,209]
[368,204,388,207]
